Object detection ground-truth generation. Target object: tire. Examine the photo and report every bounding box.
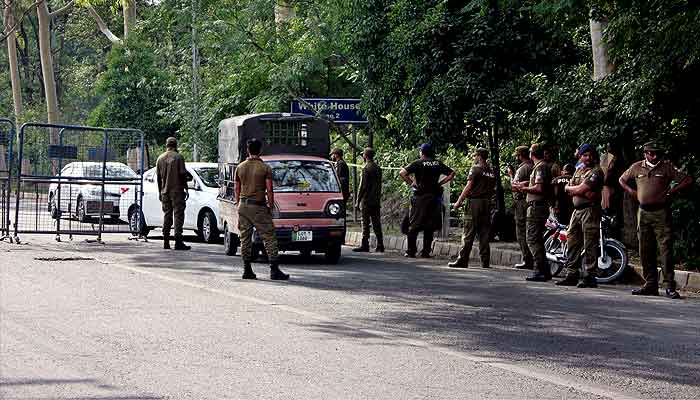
[49,194,60,220]
[76,197,88,222]
[223,224,238,256]
[129,207,150,237]
[324,243,342,264]
[198,210,219,243]
[595,239,628,284]
[544,235,566,277]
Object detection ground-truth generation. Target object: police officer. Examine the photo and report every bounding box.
[544,143,562,178]
[399,143,455,258]
[353,148,384,253]
[512,143,552,282]
[556,144,603,288]
[619,141,692,298]
[551,163,575,225]
[330,148,351,205]
[448,148,496,269]
[235,138,289,281]
[156,137,191,251]
[510,145,534,269]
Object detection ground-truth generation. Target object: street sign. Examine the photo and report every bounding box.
[291,98,368,124]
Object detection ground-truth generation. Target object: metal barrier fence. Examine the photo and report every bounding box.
[13,123,145,243]
[1,118,15,241]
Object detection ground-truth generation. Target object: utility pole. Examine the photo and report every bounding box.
[191,0,201,161]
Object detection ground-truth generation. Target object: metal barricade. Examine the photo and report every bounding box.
[1,118,15,241]
[13,123,145,243]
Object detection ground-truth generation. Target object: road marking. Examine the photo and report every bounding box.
[25,242,642,400]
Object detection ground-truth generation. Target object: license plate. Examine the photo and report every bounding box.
[292,231,313,242]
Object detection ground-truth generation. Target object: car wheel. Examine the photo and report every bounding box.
[199,210,219,244]
[49,195,60,220]
[76,197,88,222]
[324,243,342,264]
[223,224,238,256]
[129,207,150,237]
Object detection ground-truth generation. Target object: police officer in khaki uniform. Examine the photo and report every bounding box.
[619,141,692,298]
[399,143,455,258]
[235,138,289,281]
[353,148,384,253]
[509,145,534,269]
[512,143,552,282]
[156,137,191,251]
[556,144,603,288]
[330,148,351,205]
[448,148,496,269]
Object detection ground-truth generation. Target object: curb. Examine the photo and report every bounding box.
[345,232,700,292]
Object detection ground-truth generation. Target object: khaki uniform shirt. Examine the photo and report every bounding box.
[570,165,604,207]
[156,149,187,194]
[621,160,688,206]
[526,160,552,203]
[512,160,533,200]
[235,158,272,203]
[358,160,382,207]
[467,163,496,198]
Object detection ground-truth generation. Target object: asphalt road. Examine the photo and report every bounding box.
[1,232,699,399]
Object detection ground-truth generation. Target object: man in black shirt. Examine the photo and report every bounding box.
[552,164,575,225]
[330,148,351,204]
[399,143,455,258]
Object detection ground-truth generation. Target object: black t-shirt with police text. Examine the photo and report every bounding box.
[404,159,454,196]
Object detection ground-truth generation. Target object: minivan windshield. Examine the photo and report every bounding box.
[268,160,340,193]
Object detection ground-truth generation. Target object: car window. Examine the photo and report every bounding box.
[194,167,219,188]
[268,160,340,193]
[73,164,138,178]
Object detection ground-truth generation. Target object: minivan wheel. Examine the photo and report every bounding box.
[76,197,88,222]
[198,210,219,243]
[129,207,150,237]
[223,224,238,256]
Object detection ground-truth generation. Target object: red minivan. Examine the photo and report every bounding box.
[218,113,346,263]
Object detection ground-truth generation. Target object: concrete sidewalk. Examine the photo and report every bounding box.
[346,231,700,292]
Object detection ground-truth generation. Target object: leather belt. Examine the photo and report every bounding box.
[240,198,267,206]
[639,203,666,212]
[528,200,548,207]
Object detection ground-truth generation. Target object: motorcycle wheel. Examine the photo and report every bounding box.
[595,240,628,284]
[544,235,566,278]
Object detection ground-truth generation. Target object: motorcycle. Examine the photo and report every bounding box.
[544,212,628,283]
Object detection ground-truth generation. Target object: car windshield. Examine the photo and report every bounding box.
[195,167,219,188]
[72,164,138,178]
[268,160,340,193]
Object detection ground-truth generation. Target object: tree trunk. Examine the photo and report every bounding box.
[489,123,505,215]
[37,0,60,143]
[123,0,136,39]
[590,17,614,81]
[3,1,23,123]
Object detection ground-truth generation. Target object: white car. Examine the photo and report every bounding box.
[121,162,221,243]
[48,162,138,222]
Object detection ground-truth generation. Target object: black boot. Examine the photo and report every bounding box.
[242,261,257,280]
[555,275,579,286]
[577,275,598,288]
[375,240,385,253]
[174,238,191,251]
[353,239,370,252]
[163,235,171,250]
[270,262,289,280]
[447,259,468,269]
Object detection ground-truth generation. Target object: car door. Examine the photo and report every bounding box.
[184,167,202,230]
[141,169,163,227]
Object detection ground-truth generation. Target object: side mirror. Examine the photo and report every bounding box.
[187,180,200,191]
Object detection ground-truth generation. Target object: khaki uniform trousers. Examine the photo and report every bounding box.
[514,198,533,266]
[161,191,186,239]
[361,203,383,243]
[455,198,492,268]
[638,208,675,290]
[238,203,279,263]
[564,206,601,278]
[526,203,549,274]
